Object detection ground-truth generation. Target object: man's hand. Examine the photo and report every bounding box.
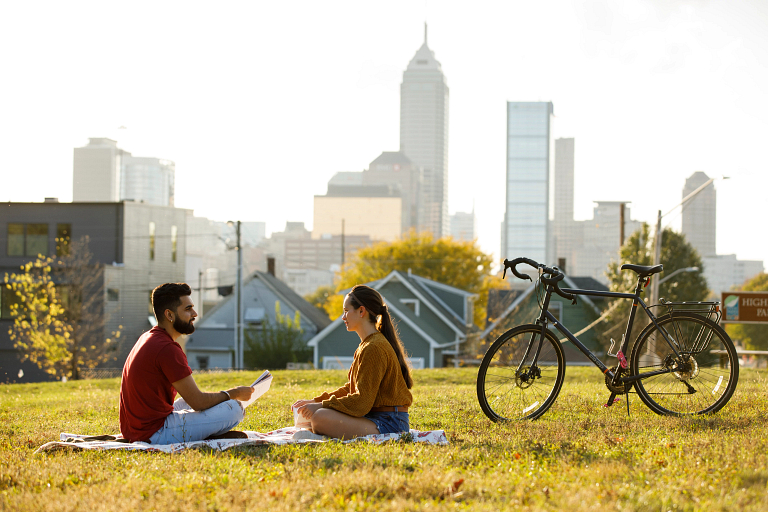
[227,386,255,402]
[297,402,323,419]
[172,376,253,411]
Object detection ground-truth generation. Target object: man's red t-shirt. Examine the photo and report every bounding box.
[119,327,192,442]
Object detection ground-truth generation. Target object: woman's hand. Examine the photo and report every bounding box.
[291,399,315,410]
[297,402,323,419]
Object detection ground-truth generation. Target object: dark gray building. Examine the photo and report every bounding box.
[1,201,188,382]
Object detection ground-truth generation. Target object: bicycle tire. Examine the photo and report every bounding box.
[477,324,565,421]
[630,312,739,416]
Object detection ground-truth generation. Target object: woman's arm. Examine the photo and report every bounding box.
[322,345,387,417]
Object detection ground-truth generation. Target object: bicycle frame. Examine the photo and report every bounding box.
[526,277,683,384]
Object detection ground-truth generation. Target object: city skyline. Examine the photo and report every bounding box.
[2,2,767,266]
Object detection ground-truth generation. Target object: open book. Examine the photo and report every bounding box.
[240,370,273,408]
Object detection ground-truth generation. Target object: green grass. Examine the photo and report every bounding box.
[2,367,768,511]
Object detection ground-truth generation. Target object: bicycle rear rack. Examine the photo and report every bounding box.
[654,298,722,325]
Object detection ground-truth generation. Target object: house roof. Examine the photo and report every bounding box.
[196,270,331,331]
[257,271,332,330]
[480,275,603,340]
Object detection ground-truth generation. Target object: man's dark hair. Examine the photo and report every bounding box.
[152,283,192,320]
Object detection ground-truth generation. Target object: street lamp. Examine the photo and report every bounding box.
[227,220,242,369]
[650,176,728,305]
[657,266,699,287]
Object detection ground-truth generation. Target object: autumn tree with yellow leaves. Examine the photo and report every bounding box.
[5,237,119,379]
[307,232,507,327]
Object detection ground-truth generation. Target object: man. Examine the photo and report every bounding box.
[119,283,254,443]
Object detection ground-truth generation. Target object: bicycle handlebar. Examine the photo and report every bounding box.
[502,257,577,305]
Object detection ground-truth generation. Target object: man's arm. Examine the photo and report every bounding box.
[172,375,254,411]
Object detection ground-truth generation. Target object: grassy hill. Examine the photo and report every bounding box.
[2,367,767,511]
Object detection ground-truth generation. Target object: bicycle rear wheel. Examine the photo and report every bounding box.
[477,324,565,421]
[630,313,739,416]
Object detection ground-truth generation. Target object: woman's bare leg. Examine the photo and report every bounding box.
[311,408,379,439]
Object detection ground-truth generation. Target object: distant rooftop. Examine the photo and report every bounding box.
[369,151,412,168]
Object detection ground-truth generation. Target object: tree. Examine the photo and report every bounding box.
[5,237,119,379]
[244,302,310,369]
[319,231,507,326]
[602,224,709,338]
[726,273,768,350]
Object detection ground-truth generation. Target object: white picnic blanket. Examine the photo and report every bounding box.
[34,427,448,454]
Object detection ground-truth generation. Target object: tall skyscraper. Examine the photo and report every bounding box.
[121,156,175,207]
[503,102,554,263]
[681,171,716,257]
[552,138,575,270]
[73,138,125,202]
[400,24,449,237]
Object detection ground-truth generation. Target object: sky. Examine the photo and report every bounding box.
[1,0,767,267]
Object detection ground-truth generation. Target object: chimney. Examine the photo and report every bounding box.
[267,257,275,276]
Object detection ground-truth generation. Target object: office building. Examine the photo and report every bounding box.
[121,156,175,207]
[552,138,577,269]
[503,101,554,264]
[364,152,426,234]
[450,211,476,241]
[74,138,176,207]
[702,254,764,295]
[400,25,449,237]
[681,172,717,257]
[73,138,125,202]
[571,201,642,283]
[1,201,188,382]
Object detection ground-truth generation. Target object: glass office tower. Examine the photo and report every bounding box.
[503,102,554,264]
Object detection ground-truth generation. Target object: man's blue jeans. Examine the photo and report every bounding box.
[148,397,244,445]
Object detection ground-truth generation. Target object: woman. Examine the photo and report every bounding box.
[292,285,413,439]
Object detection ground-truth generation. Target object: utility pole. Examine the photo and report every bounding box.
[236,220,242,369]
[619,203,625,247]
[341,218,345,268]
[227,220,243,369]
[198,269,204,319]
[650,209,663,307]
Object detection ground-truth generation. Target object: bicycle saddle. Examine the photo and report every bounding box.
[620,263,663,277]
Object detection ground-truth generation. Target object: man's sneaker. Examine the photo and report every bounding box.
[291,429,328,441]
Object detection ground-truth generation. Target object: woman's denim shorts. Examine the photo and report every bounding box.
[364,410,410,434]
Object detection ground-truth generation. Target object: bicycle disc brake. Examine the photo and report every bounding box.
[604,365,629,395]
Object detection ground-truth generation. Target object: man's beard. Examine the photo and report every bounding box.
[174,317,195,335]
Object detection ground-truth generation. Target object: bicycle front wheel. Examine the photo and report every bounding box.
[630,313,739,416]
[477,324,565,421]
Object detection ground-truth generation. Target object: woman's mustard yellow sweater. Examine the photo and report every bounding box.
[313,332,413,417]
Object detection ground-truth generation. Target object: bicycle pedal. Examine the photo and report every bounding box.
[603,398,621,408]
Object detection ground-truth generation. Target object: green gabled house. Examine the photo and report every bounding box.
[308,270,478,369]
[481,276,611,365]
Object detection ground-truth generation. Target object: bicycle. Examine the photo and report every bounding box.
[476,257,739,420]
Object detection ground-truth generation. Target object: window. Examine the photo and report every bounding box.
[0,286,21,319]
[149,222,156,261]
[171,225,177,262]
[400,299,420,316]
[26,224,48,256]
[196,356,209,370]
[6,223,48,257]
[56,224,71,257]
[107,288,120,301]
[7,224,24,256]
